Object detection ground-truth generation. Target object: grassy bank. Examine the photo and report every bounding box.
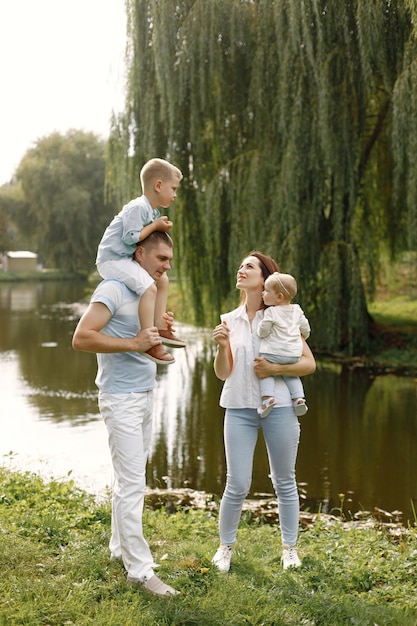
[0,269,87,282]
[1,468,417,625]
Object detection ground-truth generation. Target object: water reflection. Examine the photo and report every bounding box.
[298,370,417,518]
[1,281,417,523]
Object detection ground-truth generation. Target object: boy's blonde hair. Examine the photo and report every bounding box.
[266,272,298,300]
[140,158,183,191]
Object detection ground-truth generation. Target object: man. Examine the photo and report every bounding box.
[72,231,179,597]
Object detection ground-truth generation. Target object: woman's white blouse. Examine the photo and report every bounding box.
[219,305,293,410]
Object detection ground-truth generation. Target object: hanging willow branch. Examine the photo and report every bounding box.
[109,0,417,353]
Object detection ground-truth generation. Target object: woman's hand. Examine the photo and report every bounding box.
[253,356,279,379]
[212,321,230,347]
[254,338,316,379]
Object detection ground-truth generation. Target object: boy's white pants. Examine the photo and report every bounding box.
[97,258,154,296]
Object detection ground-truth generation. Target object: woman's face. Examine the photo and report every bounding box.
[236,256,264,291]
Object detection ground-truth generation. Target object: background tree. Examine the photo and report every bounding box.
[109,0,417,353]
[0,182,30,252]
[0,196,11,253]
[14,130,115,273]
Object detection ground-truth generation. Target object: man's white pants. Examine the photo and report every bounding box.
[98,390,156,581]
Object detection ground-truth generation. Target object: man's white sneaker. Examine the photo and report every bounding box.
[212,544,233,573]
[127,574,179,597]
[282,546,301,570]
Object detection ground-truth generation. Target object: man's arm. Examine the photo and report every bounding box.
[72,302,160,354]
[253,337,316,379]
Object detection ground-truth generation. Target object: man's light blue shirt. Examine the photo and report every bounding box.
[91,280,156,393]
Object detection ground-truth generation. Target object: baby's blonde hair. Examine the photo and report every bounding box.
[266,272,298,300]
[140,158,183,191]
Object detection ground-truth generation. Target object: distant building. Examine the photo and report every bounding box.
[2,251,38,272]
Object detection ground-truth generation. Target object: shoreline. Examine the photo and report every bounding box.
[145,487,409,532]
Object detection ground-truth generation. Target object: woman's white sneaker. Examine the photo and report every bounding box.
[282,546,301,570]
[212,544,233,573]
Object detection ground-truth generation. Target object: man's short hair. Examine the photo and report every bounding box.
[136,231,173,253]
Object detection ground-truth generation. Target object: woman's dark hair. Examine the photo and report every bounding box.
[239,251,280,307]
[248,250,280,281]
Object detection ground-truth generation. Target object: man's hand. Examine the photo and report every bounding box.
[132,326,161,353]
[73,302,162,355]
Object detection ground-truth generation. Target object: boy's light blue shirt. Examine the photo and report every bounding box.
[91,279,156,393]
[96,195,161,264]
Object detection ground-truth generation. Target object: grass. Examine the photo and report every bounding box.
[367,252,417,330]
[368,297,417,329]
[1,467,417,625]
[363,254,417,373]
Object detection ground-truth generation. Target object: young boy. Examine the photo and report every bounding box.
[96,158,185,364]
[257,272,311,417]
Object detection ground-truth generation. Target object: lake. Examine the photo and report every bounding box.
[1,280,416,523]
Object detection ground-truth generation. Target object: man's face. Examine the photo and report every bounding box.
[134,242,173,281]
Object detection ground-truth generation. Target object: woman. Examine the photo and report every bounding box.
[211,251,316,573]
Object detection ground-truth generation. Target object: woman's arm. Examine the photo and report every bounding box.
[253,337,316,379]
[212,321,233,380]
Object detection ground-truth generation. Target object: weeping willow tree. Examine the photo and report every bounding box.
[108,0,417,354]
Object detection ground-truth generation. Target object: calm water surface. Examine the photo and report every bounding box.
[1,281,416,522]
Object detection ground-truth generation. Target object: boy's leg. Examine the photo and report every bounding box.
[139,284,175,365]
[155,273,186,348]
[139,283,157,329]
[154,273,169,329]
[98,259,152,293]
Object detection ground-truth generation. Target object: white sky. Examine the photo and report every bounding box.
[0,0,127,185]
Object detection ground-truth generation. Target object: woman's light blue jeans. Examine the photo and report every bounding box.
[219,406,300,547]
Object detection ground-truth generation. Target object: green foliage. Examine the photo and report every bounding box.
[1,467,417,625]
[0,181,28,251]
[0,196,10,252]
[109,0,417,354]
[10,130,116,272]
[0,468,109,548]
